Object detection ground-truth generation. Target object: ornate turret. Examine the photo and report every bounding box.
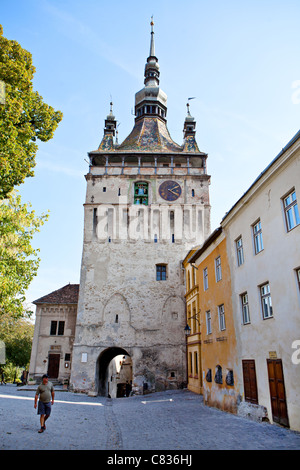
[98,101,117,151]
[183,101,200,152]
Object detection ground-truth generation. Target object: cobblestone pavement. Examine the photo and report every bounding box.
[0,384,300,451]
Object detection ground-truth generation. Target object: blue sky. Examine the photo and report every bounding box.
[2,0,300,312]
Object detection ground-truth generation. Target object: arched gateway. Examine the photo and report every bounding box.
[97,347,132,397]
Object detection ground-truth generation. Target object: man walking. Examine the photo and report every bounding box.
[34,374,55,433]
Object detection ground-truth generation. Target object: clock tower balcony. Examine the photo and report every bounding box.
[88,154,208,177]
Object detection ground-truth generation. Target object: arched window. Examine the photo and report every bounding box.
[215,365,223,384]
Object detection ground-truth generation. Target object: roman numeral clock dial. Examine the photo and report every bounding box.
[159,180,182,201]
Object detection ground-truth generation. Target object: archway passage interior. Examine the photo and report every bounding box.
[97,347,132,397]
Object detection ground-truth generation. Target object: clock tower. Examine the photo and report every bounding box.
[70,20,211,396]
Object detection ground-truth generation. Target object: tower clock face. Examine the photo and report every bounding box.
[159,180,182,201]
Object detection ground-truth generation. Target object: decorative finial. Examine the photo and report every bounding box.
[149,16,155,57]
[151,16,154,32]
[187,97,196,115]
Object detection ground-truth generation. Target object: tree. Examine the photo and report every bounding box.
[0,313,34,368]
[0,192,48,319]
[0,24,63,198]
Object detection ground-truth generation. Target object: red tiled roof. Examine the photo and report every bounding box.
[33,284,79,305]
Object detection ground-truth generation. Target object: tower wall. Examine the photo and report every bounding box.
[70,171,210,394]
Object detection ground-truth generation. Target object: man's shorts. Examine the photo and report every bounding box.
[37,401,52,416]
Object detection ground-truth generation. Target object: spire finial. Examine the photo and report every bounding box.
[151,16,154,32]
[150,16,155,57]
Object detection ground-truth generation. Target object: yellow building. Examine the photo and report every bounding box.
[185,227,241,413]
[183,247,202,394]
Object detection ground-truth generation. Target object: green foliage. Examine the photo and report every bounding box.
[0,192,49,319]
[0,24,63,198]
[0,313,34,367]
[1,361,22,383]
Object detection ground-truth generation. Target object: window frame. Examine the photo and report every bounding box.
[156,264,167,281]
[206,310,212,335]
[218,304,226,331]
[241,292,251,325]
[260,282,273,319]
[236,236,244,266]
[50,320,65,336]
[252,219,264,255]
[283,188,300,232]
[215,256,222,282]
[57,321,65,336]
[203,267,208,291]
[134,182,149,206]
[50,321,57,336]
[194,351,198,376]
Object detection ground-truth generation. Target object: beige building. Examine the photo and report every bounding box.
[221,130,300,430]
[69,21,211,396]
[28,284,79,383]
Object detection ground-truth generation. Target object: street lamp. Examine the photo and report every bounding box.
[184,324,191,336]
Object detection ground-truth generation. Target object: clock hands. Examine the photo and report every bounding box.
[168,185,180,196]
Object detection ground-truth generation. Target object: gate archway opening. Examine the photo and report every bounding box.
[97,347,132,397]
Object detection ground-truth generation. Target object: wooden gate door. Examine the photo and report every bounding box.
[242,359,258,404]
[267,359,289,427]
[47,354,60,378]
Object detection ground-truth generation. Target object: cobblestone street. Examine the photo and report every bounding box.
[1,385,300,452]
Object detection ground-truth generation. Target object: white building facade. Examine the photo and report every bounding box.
[221,130,300,431]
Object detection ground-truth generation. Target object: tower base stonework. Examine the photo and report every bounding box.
[70,241,194,395]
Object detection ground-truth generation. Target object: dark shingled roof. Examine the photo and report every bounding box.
[33,284,79,305]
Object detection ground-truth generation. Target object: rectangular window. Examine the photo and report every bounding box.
[241,293,250,324]
[203,267,208,291]
[192,305,197,334]
[134,182,148,205]
[283,189,300,231]
[189,352,193,375]
[50,321,57,336]
[236,236,244,266]
[215,256,222,282]
[206,310,212,334]
[253,220,264,254]
[260,283,273,319]
[218,304,226,331]
[156,264,167,281]
[50,321,65,336]
[57,321,65,336]
[194,352,198,375]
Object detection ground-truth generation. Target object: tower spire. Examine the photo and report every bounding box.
[150,16,155,57]
[144,17,160,87]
